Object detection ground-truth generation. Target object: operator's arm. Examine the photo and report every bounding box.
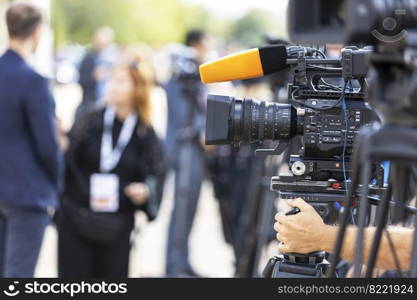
[274,198,414,271]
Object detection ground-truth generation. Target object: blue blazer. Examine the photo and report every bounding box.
[0,50,62,210]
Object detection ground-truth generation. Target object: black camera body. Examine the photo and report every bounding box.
[272,99,377,219]
[271,49,383,225]
[290,98,375,161]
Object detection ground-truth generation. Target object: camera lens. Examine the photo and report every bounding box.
[233,98,294,143]
[205,95,295,145]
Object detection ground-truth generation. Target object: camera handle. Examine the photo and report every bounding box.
[262,206,330,278]
[255,142,288,156]
[286,207,300,215]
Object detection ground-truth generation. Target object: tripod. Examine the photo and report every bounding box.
[263,251,329,278]
[330,124,417,277]
[234,153,280,277]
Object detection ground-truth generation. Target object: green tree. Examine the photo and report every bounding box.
[229,9,276,48]
[52,0,227,47]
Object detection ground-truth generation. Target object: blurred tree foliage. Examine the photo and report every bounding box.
[52,0,228,47]
[229,9,275,48]
[52,0,282,48]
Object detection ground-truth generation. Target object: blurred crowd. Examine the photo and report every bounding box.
[0,2,288,278]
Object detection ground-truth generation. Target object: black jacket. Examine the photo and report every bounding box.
[63,108,163,220]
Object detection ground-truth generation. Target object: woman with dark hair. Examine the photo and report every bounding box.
[58,60,163,278]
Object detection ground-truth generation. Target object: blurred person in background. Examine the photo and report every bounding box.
[76,27,118,118]
[164,30,211,277]
[58,59,163,278]
[0,2,62,278]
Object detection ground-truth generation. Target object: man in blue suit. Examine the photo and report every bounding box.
[0,3,62,277]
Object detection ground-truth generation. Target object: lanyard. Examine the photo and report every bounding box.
[100,106,137,173]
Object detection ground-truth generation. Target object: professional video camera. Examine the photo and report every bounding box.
[205,45,384,204]
[200,44,386,277]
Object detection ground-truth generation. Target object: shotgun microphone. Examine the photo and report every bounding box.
[199,45,288,84]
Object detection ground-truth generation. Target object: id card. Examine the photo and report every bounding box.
[90,173,119,213]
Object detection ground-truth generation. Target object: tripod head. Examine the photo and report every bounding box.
[263,207,330,277]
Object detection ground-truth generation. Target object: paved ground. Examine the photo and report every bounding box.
[34,83,236,277]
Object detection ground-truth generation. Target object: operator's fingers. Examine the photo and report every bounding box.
[276,233,284,243]
[287,198,313,212]
[278,242,291,254]
[276,231,289,243]
[273,221,284,233]
[274,212,286,224]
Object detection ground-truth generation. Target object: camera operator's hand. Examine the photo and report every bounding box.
[274,198,332,254]
[274,198,414,271]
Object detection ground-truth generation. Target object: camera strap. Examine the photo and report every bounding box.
[100,106,137,173]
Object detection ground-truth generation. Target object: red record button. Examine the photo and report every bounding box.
[332,182,342,189]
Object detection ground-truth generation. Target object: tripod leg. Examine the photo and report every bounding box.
[392,165,409,223]
[410,177,417,277]
[252,156,278,277]
[235,155,265,277]
[353,161,372,277]
[410,214,417,276]
[328,133,363,276]
[365,176,393,277]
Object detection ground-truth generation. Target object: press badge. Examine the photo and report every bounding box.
[90,173,119,213]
